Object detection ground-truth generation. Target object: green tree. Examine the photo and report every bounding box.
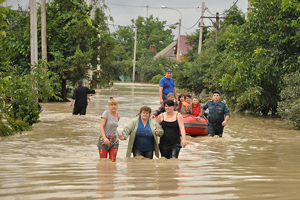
[111,26,135,59]
[278,72,300,129]
[46,0,97,101]
[0,62,60,136]
[110,15,176,81]
[90,7,115,87]
[136,52,172,82]
[0,0,9,37]
[132,15,175,54]
[217,1,300,115]
[174,5,246,97]
[185,28,208,62]
[0,7,31,73]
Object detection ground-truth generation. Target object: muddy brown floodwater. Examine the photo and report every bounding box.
[1,82,300,200]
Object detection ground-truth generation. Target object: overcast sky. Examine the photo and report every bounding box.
[2,0,249,37]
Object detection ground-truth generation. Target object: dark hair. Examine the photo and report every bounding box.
[77,80,83,86]
[178,94,186,102]
[139,106,151,115]
[185,94,191,98]
[164,100,174,107]
[213,90,221,95]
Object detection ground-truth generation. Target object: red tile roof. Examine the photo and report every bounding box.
[180,35,193,55]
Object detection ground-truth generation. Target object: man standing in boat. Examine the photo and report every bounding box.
[199,90,230,137]
[159,67,177,104]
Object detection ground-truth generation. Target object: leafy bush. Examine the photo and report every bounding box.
[278,72,300,129]
[0,62,60,136]
[150,74,164,84]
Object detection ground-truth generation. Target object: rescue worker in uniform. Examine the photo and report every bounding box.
[199,90,230,137]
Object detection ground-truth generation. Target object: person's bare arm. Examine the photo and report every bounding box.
[100,118,110,146]
[177,113,187,148]
[159,86,164,104]
[70,99,74,107]
[174,87,178,103]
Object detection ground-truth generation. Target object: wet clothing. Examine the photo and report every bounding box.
[122,117,164,158]
[159,113,182,159]
[159,77,176,97]
[202,100,230,137]
[72,106,87,115]
[186,103,201,116]
[133,117,154,152]
[71,86,95,115]
[133,149,154,159]
[97,110,120,150]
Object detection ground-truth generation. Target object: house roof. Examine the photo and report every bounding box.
[153,41,177,60]
[179,35,193,55]
[153,35,193,61]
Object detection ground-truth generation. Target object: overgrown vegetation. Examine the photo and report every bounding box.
[0,0,112,135]
[0,62,60,136]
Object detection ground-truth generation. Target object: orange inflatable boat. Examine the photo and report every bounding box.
[182,114,208,136]
[153,114,208,136]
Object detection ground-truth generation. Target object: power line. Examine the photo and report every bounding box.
[106,3,199,10]
[105,2,202,30]
[137,30,164,37]
[107,22,178,29]
[183,8,207,30]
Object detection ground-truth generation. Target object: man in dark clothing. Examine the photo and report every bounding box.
[200,90,230,137]
[70,80,101,115]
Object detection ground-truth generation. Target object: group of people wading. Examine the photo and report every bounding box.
[70,67,230,162]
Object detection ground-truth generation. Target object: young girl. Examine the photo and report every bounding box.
[97,97,125,162]
[178,94,188,114]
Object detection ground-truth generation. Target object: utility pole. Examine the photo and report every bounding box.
[41,0,47,61]
[198,2,205,54]
[177,19,181,61]
[216,12,219,43]
[97,0,101,73]
[30,0,38,67]
[247,0,252,12]
[132,26,137,82]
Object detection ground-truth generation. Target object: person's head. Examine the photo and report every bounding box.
[212,90,221,102]
[165,67,173,79]
[178,94,185,102]
[164,99,174,107]
[108,97,118,112]
[185,94,192,103]
[77,80,83,86]
[192,97,199,105]
[139,106,151,120]
[167,92,175,101]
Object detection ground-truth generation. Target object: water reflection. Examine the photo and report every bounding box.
[97,160,118,199]
[1,83,300,200]
[123,158,182,198]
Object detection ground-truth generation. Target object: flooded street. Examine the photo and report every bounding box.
[1,82,300,200]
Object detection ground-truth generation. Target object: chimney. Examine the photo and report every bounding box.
[149,45,156,54]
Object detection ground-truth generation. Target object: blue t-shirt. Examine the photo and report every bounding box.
[133,117,154,151]
[159,76,176,95]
